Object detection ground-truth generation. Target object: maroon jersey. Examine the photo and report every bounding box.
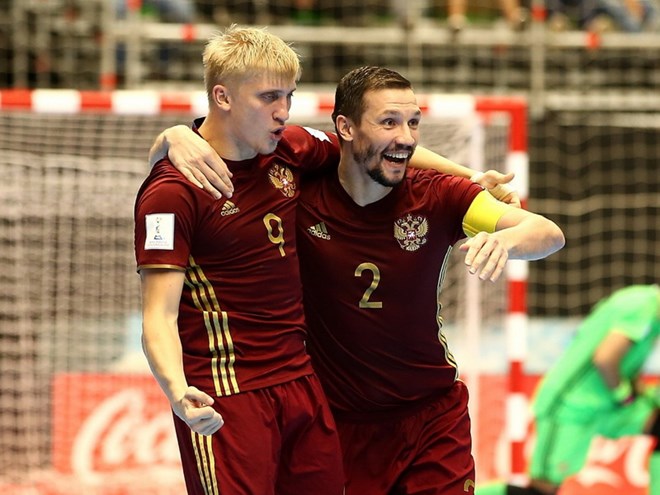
[135,125,340,396]
[297,168,483,416]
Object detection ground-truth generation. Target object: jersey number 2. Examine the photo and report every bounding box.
[355,262,383,309]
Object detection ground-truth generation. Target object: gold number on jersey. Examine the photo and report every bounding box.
[354,262,383,309]
[263,213,286,257]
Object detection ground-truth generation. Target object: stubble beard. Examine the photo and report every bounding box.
[353,145,404,188]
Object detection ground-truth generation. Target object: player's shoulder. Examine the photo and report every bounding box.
[276,125,339,172]
[609,285,654,301]
[139,158,204,198]
[283,124,334,140]
[280,125,336,150]
[607,285,659,310]
[150,158,194,182]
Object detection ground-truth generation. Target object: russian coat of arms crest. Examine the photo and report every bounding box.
[394,213,429,251]
[268,164,296,197]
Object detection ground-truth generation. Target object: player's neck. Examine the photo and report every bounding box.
[198,118,256,162]
[338,160,392,207]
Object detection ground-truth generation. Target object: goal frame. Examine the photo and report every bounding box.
[0,88,530,484]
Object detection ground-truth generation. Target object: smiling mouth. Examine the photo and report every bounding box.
[383,151,411,164]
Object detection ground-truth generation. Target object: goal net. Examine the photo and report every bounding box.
[528,106,660,316]
[0,90,516,493]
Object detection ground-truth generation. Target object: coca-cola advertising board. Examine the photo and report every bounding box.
[42,372,544,494]
[558,435,656,495]
[51,373,185,494]
[45,372,529,493]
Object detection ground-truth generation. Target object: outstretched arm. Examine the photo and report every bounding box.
[149,125,234,199]
[411,146,520,207]
[151,124,520,206]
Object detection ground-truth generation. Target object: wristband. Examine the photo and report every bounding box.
[612,380,635,405]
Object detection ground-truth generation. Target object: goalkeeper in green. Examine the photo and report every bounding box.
[478,284,660,495]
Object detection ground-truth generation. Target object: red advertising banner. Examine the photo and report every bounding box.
[36,372,657,493]
[558,435,656,495]
[51,373,186,493]
[45,372,534,493]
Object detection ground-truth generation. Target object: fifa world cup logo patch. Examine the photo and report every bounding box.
[394,213,428,251]
[268,164,296,198]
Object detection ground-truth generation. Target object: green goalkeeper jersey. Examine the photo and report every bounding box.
[533,284,660,423]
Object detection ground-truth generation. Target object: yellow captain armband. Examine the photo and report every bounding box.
[462,190,510,237]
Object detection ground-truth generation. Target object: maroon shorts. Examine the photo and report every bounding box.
[338,380,475,495]
[173,373,345,495]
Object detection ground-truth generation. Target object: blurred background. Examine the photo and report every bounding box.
[2,0,659,105]
[0,0,658,493]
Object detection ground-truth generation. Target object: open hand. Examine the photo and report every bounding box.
[459,231,509,282]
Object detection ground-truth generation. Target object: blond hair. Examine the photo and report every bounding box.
[202,25,301,98]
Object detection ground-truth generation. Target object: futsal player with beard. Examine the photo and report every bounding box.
[293,66,564,494]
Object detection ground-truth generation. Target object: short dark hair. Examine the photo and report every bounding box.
[332,66,413,132]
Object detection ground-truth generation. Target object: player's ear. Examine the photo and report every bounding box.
[212,85,230,109]
[335,115,354,142]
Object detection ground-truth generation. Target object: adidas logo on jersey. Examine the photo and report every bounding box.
[221,201,240,216]
[307,222,331,240]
